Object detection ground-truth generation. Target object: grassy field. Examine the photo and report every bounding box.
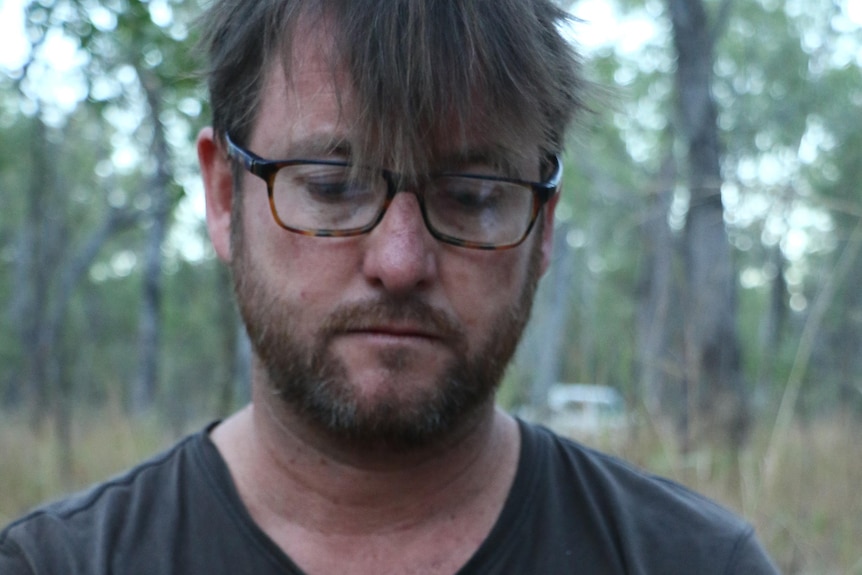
[0,406,185,526]
[1,407,860,574]
[580,412,862,575]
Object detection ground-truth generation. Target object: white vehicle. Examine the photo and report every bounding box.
[545,383,629,436]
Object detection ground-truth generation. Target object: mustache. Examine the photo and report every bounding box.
[320,296,465,343]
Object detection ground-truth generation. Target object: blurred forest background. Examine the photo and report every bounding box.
[0,0,861,572]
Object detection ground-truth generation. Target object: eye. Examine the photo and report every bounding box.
[437,178,506,212]
[283,164,375,204]
[305,180,370,203]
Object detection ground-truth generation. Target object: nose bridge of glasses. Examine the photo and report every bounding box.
[381,169,430,223]
[380,168,424,198]
[371,169,448,242]
[377,169,434,219]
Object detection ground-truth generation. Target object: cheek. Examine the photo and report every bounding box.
[251,227,360,304]
[443,250,528,329]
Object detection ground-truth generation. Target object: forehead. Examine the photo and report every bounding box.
[249,16,538,174]
[247,19,350,150]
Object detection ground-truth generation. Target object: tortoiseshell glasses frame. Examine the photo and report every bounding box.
[225,133,562,250]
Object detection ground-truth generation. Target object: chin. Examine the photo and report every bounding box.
[273,364,495,451]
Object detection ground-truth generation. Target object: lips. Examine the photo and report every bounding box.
[321,297,464,346]
[347,324,440,339]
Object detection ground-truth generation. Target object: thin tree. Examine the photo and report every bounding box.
[668,0,749,450]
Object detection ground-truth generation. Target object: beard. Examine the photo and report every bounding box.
[231,231,544,451]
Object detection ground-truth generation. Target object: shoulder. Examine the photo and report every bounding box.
[521,420,740,527]
[0,428,209,572]
[516,420,779,574]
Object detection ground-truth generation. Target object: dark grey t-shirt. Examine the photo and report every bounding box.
[0,420,779,574]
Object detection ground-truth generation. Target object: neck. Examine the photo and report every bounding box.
[212,382,520,538]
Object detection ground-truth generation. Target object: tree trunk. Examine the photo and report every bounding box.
[668,0,749,450]
[636,151,684,436]
[215,264,240,415]
[527,220,575,413]
[234,323,253,405]
[757,245,787,389]
[19,117,54,428]
[132,69,172,415]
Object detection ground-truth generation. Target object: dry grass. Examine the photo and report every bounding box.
[1,408,860,574]
[574,412,862,575]
[0,406,182,525]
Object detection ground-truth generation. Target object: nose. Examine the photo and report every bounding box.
[361,192,438,294]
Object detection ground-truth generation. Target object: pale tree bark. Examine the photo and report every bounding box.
[668,0,749,450]
[16,115,75,429]
[756,244,787,389]
[234,323,253,405]
[43,206,141,481]
[527,219,575,414]
[19,117,54,427]
[7,0,56,424]
[131,67,173,415]
[215,264,243,415]
[636,150,685,436]
[13,112,140,476]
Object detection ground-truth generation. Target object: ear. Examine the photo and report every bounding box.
[538,192,560,276]
[198,127,234,263]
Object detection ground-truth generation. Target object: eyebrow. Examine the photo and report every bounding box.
[268,136,533,179]
[279,134,354,160]
[433,146,531,179]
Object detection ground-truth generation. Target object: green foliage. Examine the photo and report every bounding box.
[0,0,211,416]
[558,0,862,423]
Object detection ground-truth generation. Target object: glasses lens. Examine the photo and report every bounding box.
[271,163,386,232]
[424,176,535,246]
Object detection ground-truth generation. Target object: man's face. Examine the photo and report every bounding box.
[214,29,557,450]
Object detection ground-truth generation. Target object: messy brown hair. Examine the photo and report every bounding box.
[200,0,587,176]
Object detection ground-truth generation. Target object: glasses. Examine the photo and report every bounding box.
[225,133,562,250]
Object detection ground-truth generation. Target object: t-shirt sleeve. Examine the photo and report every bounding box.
[725,526,780,575]
[0,535,36,575]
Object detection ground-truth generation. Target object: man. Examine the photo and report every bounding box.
[0,0,778,573]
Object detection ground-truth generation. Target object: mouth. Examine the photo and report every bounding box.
[344,324,442,341]
[322,298,463,348]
